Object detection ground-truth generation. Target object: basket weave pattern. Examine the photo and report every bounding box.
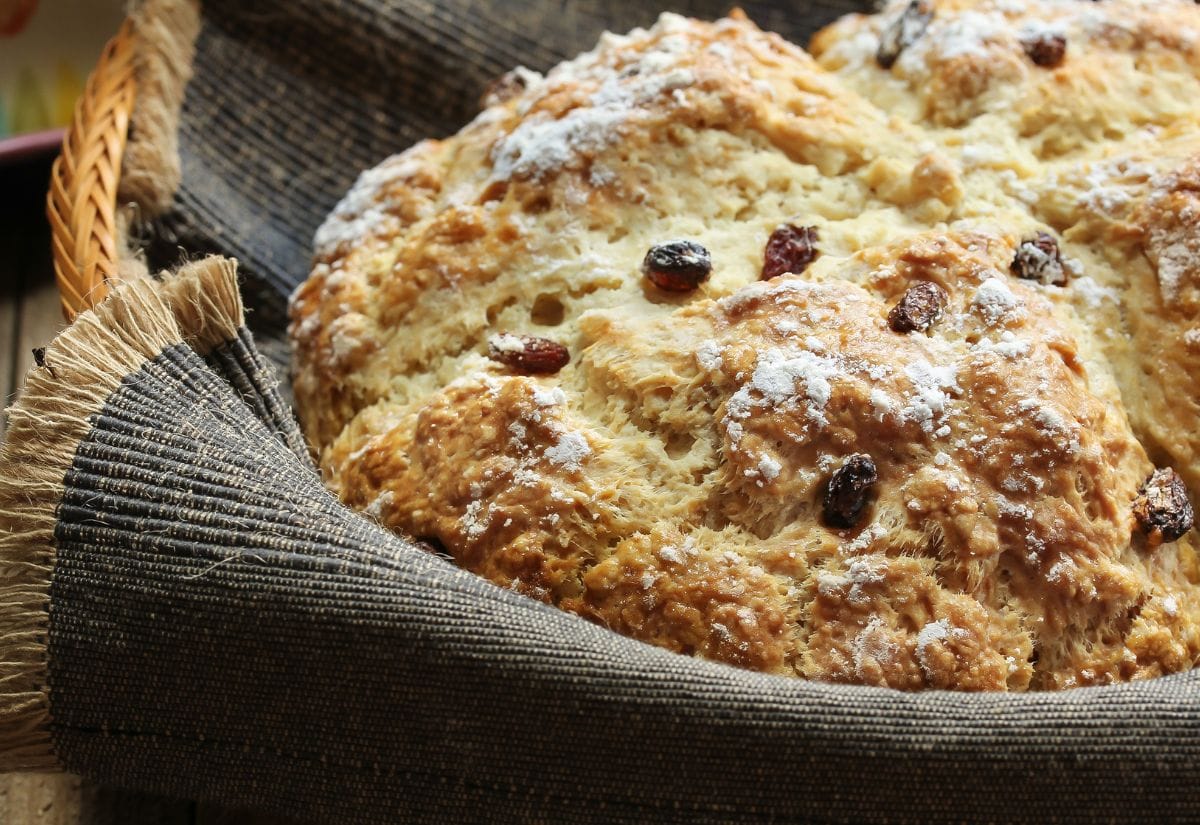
[46,20,137,322]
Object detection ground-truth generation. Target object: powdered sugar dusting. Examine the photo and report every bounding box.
[545,431,592,471]
[724,345,844,440]
[869,388,896,420]
[328,322,366,365]
[657,535,697,567]
[1143,172,1200,304]
[460,499,488,540]
[915,618,967,679]
[1078,158,1156,216]
[364,490,395,521]
[899,360,960,435]
[840,523,886,555]
[1017,398,1081,455]
[696,340,724,372]
[1017,18,1067,41]
[916,619,949,657]
[1071,276,1120,309]
[315,151,428,255]
[489,14,696,182]
[820,555,889,607]
[928,11,1010,60]
[491,333,527,354]
[972,330,1031,359]
[895,8,1011,75]
[852,615,898,680]
[717,278,817,314]
[1046,556,1075,584]
[1149,236,1198,303]
[972,278,1025,326]
[658,545,685,565]
[532,386,567,407]
[491,108,627,181]
[757,454,782,482]
[1164,595,1180,618]
[826,28,879,67]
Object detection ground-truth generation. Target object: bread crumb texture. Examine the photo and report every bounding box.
[291,1,1200,691]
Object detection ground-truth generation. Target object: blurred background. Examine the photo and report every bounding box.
[0,0,124,148]
[2,0,127,432]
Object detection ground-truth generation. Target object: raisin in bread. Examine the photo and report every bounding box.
[289,1,1200,691]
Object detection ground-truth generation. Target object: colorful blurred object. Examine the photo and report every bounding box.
[12,67,49,135]
[0,0,38,37]
[0,0,123,152]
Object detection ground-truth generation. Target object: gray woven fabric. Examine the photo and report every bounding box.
[202,325,313,466]
[44,330,1200,823]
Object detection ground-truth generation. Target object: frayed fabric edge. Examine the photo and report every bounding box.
[0,256,242,769]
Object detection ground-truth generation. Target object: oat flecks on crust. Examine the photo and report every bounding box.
[291,3,1200,691]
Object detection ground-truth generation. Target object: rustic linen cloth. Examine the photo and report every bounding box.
[2,1,1200,823]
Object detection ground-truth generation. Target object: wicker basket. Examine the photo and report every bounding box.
[46,19,137,322]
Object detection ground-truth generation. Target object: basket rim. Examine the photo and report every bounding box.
[46,17,137,322]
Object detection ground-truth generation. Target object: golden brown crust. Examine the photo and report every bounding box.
[291,3,1200,691]
[811,0,1200,148]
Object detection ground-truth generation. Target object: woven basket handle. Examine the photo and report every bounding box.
[46,19,137,322]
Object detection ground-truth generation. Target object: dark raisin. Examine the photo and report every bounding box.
[822,454,879,529]
[487,333,570,374]
[1133,468,1194,547]
[1022,33,1066,68]
[1011,232,1067,286]
[888,281,948,333]
[762,224,819,281]
[876,1,934,70]
[643,240,712,292]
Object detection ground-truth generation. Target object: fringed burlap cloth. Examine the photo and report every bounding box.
[4,1,1200,823]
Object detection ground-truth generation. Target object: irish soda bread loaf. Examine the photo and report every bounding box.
[290,0,1200,691]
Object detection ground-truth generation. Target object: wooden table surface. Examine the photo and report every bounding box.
[0,155,287,825]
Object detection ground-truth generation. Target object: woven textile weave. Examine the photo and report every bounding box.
[3,1,1200,822]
